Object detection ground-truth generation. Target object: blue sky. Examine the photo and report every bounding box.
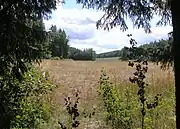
[44,1,172,54]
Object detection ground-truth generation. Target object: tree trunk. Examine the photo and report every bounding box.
[171,0,180,128]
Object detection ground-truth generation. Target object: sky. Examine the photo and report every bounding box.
[44,0,173,54]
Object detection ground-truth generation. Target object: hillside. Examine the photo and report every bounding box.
[96,50,120,58]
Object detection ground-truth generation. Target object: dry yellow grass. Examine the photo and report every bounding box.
[37,59,175,129]
[39,59,174,106]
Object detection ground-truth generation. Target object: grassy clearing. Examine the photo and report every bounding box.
[39,60,175,129]
[96,57,120,61]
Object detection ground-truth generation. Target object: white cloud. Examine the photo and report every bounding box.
[44,5,172,54]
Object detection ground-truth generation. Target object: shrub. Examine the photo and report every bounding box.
[98,69,136,129]
[98,65,175,129]
[0,66,57,129]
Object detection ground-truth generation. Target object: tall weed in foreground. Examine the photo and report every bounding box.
[98,34,175,129]
[128,34,175,129]
[58,90,81,129]
[58,90,97,129]
[99,65,175,129]
[128,60,160,129]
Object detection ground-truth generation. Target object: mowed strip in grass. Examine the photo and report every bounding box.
[39,59,175,129]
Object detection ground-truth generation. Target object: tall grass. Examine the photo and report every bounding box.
[39,60,175,129]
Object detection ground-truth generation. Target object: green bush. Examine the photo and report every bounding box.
[98,69,137,129]
[0,66,56,129]
[98,68,175,129]
[13,67,56,129]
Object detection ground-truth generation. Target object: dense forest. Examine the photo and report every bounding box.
[68,47,96,61]
[46,24,172,64]
[44,25,96,61]
[96,37,173,65]
[96,50,120,58]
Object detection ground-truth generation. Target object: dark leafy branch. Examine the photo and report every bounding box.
[128,35,161,129]
[76,0,171,32]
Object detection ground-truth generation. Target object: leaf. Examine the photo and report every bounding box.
[16,115,21,119]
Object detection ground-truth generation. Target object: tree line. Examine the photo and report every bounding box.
[120,38,172,62]
[48,25,172,64]
[45,25,96,61]
[96,50,120,58]
[68,47,96,61]
[97,36,173,66]
[0,0,179,128]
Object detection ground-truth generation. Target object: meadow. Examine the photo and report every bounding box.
[39,59,175,129]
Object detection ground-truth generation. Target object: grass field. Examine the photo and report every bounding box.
[39,59,175,129]
[96,57,120,61]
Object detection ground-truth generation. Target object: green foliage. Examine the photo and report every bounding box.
[118,35,173,70]
[75,1,179,127]
[12,67,56,129]
[98,35,175,128]
[46,25,97,61]
[96,36,173,68]
[99,69,136,129]
[0,66,56,129]
[98,67,175,129]
[128,60,161,129]
[0,0,58,79]
[48,25,69,59]
[0,1,58,127]
[69,47,96,61]
[96,50,120,58]
[127,35,167,129]
[76,0,171,32]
